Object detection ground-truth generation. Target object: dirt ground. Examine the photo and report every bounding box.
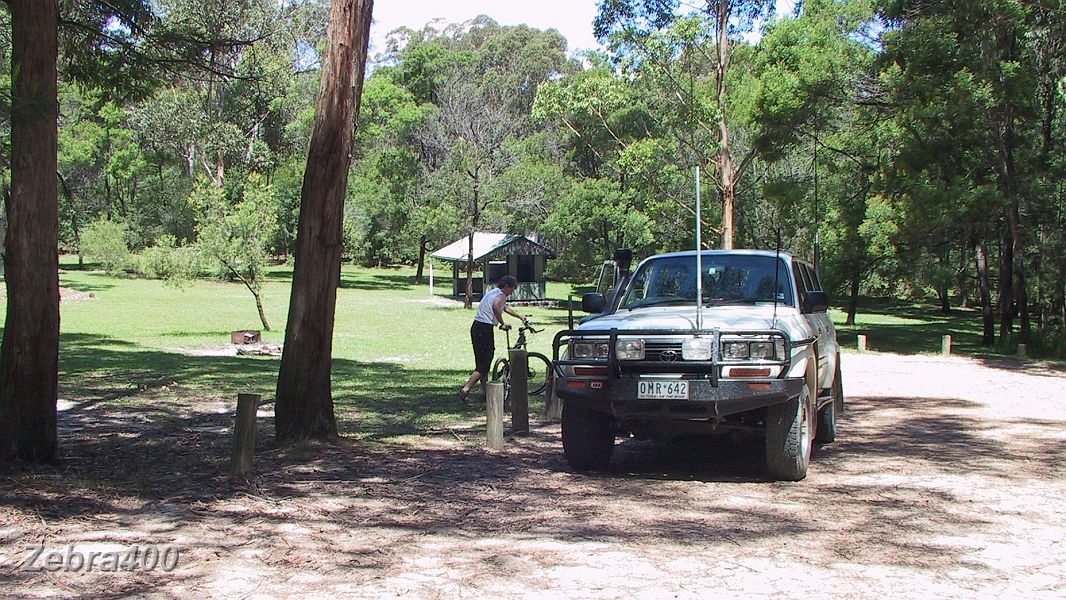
[2,352,1065,599]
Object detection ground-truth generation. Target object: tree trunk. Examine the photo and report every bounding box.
[996,223,1014,341]
[0,0,60,463]
[714,1,734,250]
[251,285,270,332]
[274,0,373,443]
[957,241,970,309]
[974,234,995,347]
[414,235,427,284]
[845,274,860,326]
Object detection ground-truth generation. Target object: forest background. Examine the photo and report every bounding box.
[1,0,1063,356]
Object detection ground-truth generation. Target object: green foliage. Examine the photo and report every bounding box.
[192,174,279,284]
[79,218,131,273]
[26,0,1066,351]
[133,234,202,282]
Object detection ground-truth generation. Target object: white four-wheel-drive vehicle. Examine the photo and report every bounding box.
[552,249,843,481]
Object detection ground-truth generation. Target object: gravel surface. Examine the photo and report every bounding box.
[2,352,1064,599]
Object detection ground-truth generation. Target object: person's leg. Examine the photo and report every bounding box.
[460,370,482,399]
[462,322,494,400]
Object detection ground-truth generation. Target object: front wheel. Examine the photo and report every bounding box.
[765,386,813,481]
[562,401,614,472]
[526,352,552,396]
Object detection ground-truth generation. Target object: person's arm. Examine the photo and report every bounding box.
[492,294,509,328]
[493,295,528,328]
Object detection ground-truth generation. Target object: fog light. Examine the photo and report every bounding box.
[682,337,714,360]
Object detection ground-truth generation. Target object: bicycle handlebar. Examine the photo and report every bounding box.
[499,322,542,334]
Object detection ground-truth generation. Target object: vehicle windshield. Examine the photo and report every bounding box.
[620,254,793,310]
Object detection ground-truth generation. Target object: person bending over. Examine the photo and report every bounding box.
[459,275,527,403]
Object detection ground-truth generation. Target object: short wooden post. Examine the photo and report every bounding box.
[485,382,505,450]
[941,334,952,355]
[1017,343,1027,359]
[857,334,867,352]
[229,393,261,475]
[509,348,529,435]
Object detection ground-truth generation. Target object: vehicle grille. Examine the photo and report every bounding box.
[644,341,684,362]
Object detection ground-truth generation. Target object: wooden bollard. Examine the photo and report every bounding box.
[509,348,529,435]
[857,334,868,352]
[1017,343,1027,359]
[485,382,505,450]
[942,335,952,355]
[229,393,261,475]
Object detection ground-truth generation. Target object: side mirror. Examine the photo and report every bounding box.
[802,291,830,314]
[581,292,606,314]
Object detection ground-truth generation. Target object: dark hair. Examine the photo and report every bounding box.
[498,275,518,289]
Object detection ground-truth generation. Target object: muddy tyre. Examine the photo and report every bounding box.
[562,401,614,472]
[765,386,813,481]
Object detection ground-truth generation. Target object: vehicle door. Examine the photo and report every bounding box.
[795,260,834,388]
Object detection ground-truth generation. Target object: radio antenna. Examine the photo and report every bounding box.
[695,166,703,332]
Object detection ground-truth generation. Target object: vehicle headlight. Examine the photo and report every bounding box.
[615,339,645,360]
[682,337,714,360]
[722,341,750,359]
[572,341,609,359]
[749,341,775,359]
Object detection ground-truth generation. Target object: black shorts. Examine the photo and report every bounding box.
[470,321,495,375]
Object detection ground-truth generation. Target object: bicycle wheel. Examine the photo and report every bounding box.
[526,352,552,396]
[491,357,510,383]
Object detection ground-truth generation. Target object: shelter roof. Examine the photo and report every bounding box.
[430,233,555,263]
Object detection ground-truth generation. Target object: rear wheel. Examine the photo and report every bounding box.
[816,364,842,444]
[765,386,813,481]
[562,401,614,471]
[490,357,509,382]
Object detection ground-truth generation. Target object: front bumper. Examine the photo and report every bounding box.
[556,376,806,420]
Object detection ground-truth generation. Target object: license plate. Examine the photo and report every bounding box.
[638,379,689,400]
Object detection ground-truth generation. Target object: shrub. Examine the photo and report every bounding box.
[79,219,130,273]
[136,235,202,281]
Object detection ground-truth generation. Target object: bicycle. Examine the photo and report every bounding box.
[491,322,553,398]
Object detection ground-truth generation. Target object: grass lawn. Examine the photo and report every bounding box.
[832,297,1018,357]
[0,261,1034,447]
[2,259,584,446]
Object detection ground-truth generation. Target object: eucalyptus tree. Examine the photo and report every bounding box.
[1,0,60,462]
[191,173,278,331]
[381,18,573,300]
[274,0,373,443]
[1,0,298,462]
[420,71,520,308]
[595,0,776,249]
[878,0,1056,344]
[745,0,882,319]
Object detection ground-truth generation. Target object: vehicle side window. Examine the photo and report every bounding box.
[797,262,815,293]
[800,263,819,292]
[810,265,825,291]
[792,262,806,306]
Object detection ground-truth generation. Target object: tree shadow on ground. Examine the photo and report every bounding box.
[4,338,1065,590]
[55,271,118,294]
[977,355,1066,376]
